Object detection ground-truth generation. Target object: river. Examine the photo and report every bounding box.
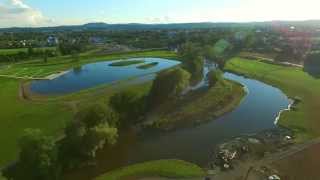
[65,67,291,180]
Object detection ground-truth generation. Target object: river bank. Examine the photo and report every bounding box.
[64,70,291,180]
[142,79,246,131]
[225,56,320,179]
[225,57,320,141]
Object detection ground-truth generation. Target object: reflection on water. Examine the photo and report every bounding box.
[65,72,291,180]
[30,58,180,95]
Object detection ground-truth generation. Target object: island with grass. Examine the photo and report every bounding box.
[137,62,159,69]
[109,59,145,67]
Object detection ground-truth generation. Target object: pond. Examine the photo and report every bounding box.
[30,58,181,95]
[65,71,291,180]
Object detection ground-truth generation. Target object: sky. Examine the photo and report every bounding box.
[0,0,319,28]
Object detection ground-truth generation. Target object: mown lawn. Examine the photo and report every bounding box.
[0,77,72,166]
[0,50,177,79]
[95,160,205,180]
[225,57,320,141]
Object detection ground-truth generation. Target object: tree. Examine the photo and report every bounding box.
[0,173,7,180]
[60,104,118,169]
[27,46,34,56]
[71,51,80,62]
[212,39,232,69]
[109,90,146,125]
[179,42,204,83]
[43,50,49,63]
[82,124,118,158]
[203,45,215,60]
[148,67,191,107]
[74,104,111,128]
[304,52,320,78]
[6,129,61,180]
[208,70,223,88]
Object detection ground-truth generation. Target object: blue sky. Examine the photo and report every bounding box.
[0,0,319,27]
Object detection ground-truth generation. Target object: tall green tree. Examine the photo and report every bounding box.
[27,46,34,56]
[148,67,191,107]
[60,104,118,169]
[208,70,223,88]
[0,173,7,180]
[6,129,61,180]
[43,50,49,63]
[109,90,146,125]
[179,42,204,83]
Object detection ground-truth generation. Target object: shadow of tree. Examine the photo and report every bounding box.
[303,52,320,78]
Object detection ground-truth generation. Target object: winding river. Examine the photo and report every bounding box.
[54,59,291,180]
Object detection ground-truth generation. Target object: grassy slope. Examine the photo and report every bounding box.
[0,78,72,166]
[225,57,320,141]
[95,160,205,180]
[0,50,176,78]
[147,79,245,130]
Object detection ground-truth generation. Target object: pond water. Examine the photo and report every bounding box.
[30,58,180,95]
[65,71,291,180]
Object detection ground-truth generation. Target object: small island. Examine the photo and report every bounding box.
[109,59,145,66]
[137,62,159,69]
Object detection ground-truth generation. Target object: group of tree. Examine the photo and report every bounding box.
[304,51,320,78]
[109,90,147,125]
[3,104,118,180]
[0,47,57,63]
[203,39,234,69]
[178,42,204,84]
[58,40,87,56]
[208,69,223,87]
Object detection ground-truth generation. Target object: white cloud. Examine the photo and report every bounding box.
[0,0,54,28]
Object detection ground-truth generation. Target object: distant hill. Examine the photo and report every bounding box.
[1,20,320,32]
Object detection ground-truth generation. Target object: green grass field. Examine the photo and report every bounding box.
[0,50,176,79]
[0,50,174,167]
[0,47,57,55]
[225,57,320,141]
[0,77,73,166]
[95,160,205,180]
